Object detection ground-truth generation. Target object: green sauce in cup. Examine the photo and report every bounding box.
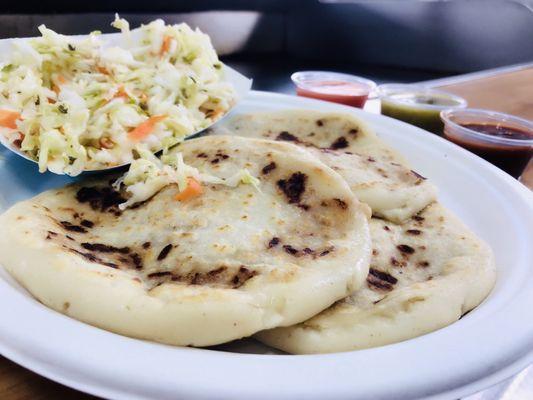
[379,84,467,134]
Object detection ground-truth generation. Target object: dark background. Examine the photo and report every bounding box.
[1,0,532,91]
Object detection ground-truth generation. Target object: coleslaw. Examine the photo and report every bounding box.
[0,15,236,175]
[115,148,260,209]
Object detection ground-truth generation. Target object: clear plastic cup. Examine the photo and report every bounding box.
[440,108,533,178]
[378,84,467,134]
[291,71,376,108]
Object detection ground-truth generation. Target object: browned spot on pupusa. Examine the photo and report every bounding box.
[276,131,299,142]
[333,198,348,210]
[271,239,333,258]
[148,265,257,289]
[130,253,143,269]
[157,244,173,261]
[390,257,406,267]
[367,268,398,291]
[147,271,173,278]
[277,172,307,204]
[319,246,334,256]
[320,199,348,211]
[268,237,280,248]
[80,219,94,228]
[211,151,230,164]
[60,221,87,233]
[397,244,415,254]
[330,136,349,150]
[81,243,130,254]
[406,229,422,235]
[262,162,277,175]
[46,231,58,240]
[191,267,228,285]
[377,167,389,179]
[283,245,299,256]
[231,266,258,288]
[76,186,125,213]
[67,247,118,269]
[79,242,143,269]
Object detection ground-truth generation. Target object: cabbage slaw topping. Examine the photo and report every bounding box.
[0,15,236,175]
[115,149,260,210]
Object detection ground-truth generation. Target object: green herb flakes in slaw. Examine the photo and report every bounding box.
[0,15,236,175]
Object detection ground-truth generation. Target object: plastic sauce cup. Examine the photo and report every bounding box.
[441,108,533,178]
[379,84,467,134]
[291,71,376,108]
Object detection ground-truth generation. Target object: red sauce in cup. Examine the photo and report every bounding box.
[441,109,533,178]
[446,123,532,178]
[292,72,376,108]
[296,80,371,108]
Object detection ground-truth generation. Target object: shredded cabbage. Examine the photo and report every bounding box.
[116,150,260,209]
[0,16,236,175]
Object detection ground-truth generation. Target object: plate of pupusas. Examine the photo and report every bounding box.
[0,19,532,400]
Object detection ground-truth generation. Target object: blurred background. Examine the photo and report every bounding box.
[1,0,533,92]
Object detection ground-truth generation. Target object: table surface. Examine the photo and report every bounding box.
[0,61,531,400]
[437,67,533,121]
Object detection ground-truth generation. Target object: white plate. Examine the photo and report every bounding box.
[0,91,532,400]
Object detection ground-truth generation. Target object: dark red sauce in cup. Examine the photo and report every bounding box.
[441,109,533,178]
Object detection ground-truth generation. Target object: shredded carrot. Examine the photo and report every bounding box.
[113,86,129,99]
[51,75,67,95]
[127,115,167,141]
[97,66,111,75]
[159,35,173,56]
[103,86,129,105]
[99,137,114,149]
[0,109,21,129]
[175,178,203,201]
[209,108,224,120]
